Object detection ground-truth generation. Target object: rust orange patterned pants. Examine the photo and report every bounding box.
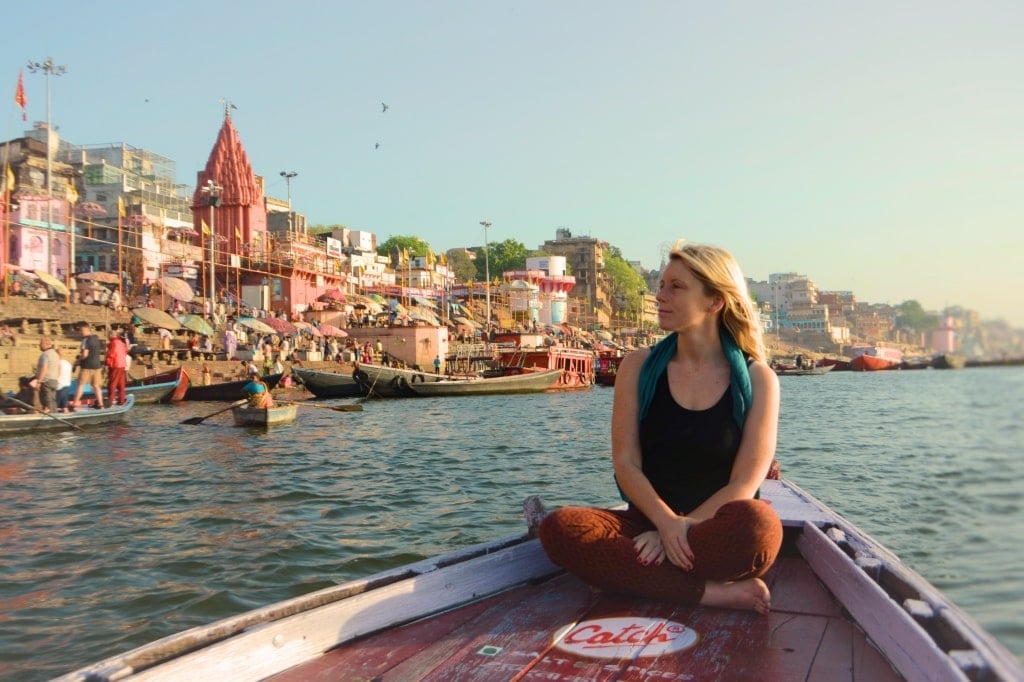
[538,499,783,604]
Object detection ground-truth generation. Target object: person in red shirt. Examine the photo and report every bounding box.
[105,329,129,406]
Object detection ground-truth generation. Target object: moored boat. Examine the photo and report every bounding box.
[850,345,904,371]
[231,402,298,427]
[74,366,188,405]
[405,368,564,397]
[493,335,595,390]
[775,364,835,376]
[933,353,966,370]
[57,477,1024,681]
[183,373,283,401]
[595,353,623,386]
[291,366,362,398]
[352,363,447,398]
[0,395,135,435]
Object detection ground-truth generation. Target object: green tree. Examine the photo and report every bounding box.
[603,247,647,319]
[474,238,528,280]
[896,300,938,334]
[378,235,433,266]
[445,248,477,283]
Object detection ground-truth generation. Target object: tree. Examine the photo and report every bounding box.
[378,235,433,267]
[896,300,938,335]
[603,247,647,322]
[445,248,477,282]
[474,238,528,281]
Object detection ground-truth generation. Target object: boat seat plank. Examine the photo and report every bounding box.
[761,479,833,528]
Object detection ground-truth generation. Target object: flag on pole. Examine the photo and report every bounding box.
[66,182,79,205]
[2,166,14,194]
[117,196,126,217]
[235,225,242,242]
[15,70,27,121]
[201,219,211,236]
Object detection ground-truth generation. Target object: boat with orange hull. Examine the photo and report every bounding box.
[850,345,904,371]
[493,336,594,391]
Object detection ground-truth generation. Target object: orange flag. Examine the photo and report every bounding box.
[15,70,27,121]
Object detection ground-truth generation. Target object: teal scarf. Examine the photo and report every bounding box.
[638,328,752,429]
[617,328,754,503]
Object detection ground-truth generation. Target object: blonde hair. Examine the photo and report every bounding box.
[668,239,766,362]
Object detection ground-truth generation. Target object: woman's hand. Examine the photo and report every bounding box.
[658,516,697,570]
[633,530,666,566]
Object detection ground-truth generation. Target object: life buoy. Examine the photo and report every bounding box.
[411,373,425,383]
[391,376,410,392]
[353,369,369,384]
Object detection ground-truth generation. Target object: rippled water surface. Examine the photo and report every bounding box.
[1,367,1022,680]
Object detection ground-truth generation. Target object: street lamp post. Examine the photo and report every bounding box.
[27,56,66,278]
[280,171,297,235]
[479,220,492,329]
[201,179,223,319]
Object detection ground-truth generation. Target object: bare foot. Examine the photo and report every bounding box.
[700,578,771,615]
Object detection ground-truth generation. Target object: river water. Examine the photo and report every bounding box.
[1,367,1022,680]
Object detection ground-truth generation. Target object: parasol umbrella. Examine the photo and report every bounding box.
[77,271,121,284]
[176,314,215,337]
[131,307,183,330]
[317,323,348,338]
[75,202,107,219]
[292,321,322,336]
[235,317,277,334]
[317,289,347,304]
[261,317,298,334]
[368,293,386,304]
[33,271,69,296]
[154,276,194,303]
[453,315,481,329]
[596,330,614,341]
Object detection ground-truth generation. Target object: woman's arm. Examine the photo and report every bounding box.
[611,348,693,566]
[687,360,780,521]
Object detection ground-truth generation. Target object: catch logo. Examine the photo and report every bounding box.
[555,617,699,659]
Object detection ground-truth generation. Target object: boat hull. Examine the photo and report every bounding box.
[851,354,902,371]
[231,403,297,427]
[57,477,1024,682]
[406,368,564,397]
[0,395,135,434]
[72,366,187,405]
[183,373,283,401]
[291,367,362,398]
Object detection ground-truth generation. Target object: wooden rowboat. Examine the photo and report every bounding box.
[0,395,135,435]
[57,478,1023,681]
[231,402,298,427]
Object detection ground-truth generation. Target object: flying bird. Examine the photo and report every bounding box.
[374,142,381,150]
[381,102,389,113]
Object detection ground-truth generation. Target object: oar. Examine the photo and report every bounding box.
[5,395,85,431]
[278,400,363,412]
[181,399,248,425]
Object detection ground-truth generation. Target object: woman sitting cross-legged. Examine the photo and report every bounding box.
[538,240,783,614]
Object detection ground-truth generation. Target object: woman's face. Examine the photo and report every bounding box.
[655,259,718,332]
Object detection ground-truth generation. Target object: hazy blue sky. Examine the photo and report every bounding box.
[4,2,1022,325]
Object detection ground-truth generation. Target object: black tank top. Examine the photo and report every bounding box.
[639,370,741,514]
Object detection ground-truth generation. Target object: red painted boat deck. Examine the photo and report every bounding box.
[269,548,900,681]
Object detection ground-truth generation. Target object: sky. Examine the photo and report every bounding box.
[4,1,1022,326]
